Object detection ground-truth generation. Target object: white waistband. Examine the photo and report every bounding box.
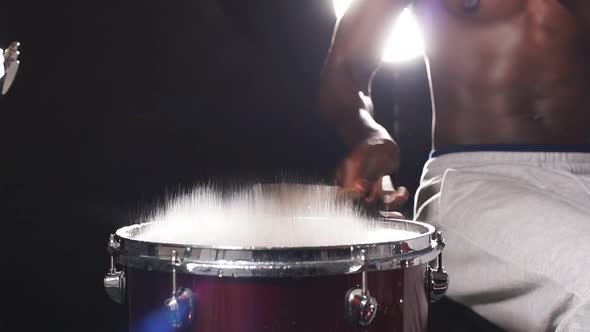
[422,151,590,178]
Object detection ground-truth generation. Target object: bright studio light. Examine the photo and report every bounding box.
[333,0,352,20]
[333,0,424,63]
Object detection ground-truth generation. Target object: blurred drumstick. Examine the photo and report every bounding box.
[336,175,405,218]
[336,175,394,199]
[380,175,406,219]
[381,175,395,204]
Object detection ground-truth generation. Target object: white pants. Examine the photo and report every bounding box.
[414,151,590,332]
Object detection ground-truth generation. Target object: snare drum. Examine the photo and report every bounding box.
[104,218,448,332]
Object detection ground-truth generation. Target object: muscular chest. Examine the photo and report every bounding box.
[415,0,590,27]
[414,0,589,58]
[411,0,590,117]
[439,0,527,22]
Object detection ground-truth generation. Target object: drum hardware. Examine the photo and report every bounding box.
[104,234,126,304]
[426,232,449,303]
[163,250,196,329]
[111,218,444,330]
[345,249,378,327]
[183,247,192,259]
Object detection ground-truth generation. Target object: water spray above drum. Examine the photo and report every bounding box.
[104,181,449,331]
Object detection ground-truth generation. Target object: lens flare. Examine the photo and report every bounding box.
[333,0,352,20]
[333,1,424,63]
[382,8,424,63]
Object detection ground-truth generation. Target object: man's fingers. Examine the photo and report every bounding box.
[389,186,409,209]
[381,185,409,211]
[336,141,397,198]
[366,176,408,206]
[393,186,409,203]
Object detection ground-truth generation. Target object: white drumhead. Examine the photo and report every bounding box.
[134,184,420,248]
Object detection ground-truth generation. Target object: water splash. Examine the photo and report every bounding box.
[136,183,416,247]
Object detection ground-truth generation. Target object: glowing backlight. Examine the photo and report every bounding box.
[333,0,425,63]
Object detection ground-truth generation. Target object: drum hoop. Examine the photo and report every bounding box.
[115,219,443,278]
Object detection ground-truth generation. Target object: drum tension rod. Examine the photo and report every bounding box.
[164,250,196,329]
[427,232,449,303]
[104,234,126,304]
[345,248,378,327]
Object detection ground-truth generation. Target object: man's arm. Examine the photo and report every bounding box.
[319,0,408,197]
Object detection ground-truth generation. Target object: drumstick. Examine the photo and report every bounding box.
[336,176,395,201]
[336,176,401,218]
[381,175,395,204]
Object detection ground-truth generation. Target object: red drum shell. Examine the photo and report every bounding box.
[127,265,428,332]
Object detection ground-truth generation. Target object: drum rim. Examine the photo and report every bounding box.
[116,218,432,249]
[114,219,443,278]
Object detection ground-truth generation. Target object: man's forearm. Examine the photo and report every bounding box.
[331,106,393,149]
[319,61,392,149]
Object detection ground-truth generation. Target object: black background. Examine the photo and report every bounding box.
[0,1,432,331]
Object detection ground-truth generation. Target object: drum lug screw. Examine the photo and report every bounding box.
[345,249,378,327]
[164,250,196,329]
[427,232,449,303]
[104,234,126,304]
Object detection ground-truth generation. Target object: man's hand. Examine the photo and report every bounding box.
[377,174,409,219]
[336,135,408,216]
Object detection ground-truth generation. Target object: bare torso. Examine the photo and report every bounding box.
[319,0,590,195]
[413,0,590,148]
